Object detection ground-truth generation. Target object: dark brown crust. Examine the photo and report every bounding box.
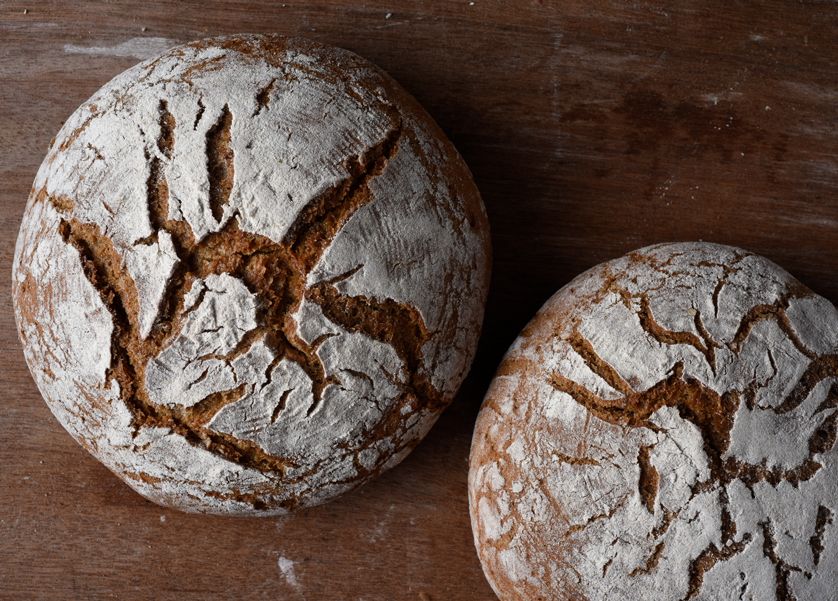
[206,104,234,222]
[636,445,659,513]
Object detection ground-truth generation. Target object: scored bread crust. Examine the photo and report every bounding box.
[13,34,491,514]
[469,242,838,601]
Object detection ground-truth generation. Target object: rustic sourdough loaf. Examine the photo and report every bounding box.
[13,34,490,514]
[469,242,838,600]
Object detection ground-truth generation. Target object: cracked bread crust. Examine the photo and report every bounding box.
[468,242,838,601]
[13,34,490,515]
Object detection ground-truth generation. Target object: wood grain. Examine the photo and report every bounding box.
[0,1,835,600]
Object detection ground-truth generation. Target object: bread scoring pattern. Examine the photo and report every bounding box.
[14,35,490,514]
[470,242,837,601]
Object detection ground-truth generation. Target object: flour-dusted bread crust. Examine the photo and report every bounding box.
[469,242,838,600]
[13,34,490,515]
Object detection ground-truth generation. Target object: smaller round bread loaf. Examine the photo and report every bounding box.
[469,242,838,601]
[13,34,490,514]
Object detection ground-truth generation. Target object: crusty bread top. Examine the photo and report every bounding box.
[469,242,838,601]
[13,34,490,514]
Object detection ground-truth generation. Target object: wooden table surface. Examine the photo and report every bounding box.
[1,1,836,600]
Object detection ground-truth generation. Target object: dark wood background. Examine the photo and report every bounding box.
[1,1,836,599]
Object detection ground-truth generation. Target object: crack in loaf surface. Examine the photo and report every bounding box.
[547,279,838,600]
[52,97,443,498]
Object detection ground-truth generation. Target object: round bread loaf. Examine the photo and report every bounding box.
[469,242,838,600]
[13,34,490,514]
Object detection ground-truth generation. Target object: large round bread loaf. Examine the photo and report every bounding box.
[13,34,491,514]
[469,242,837,600]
